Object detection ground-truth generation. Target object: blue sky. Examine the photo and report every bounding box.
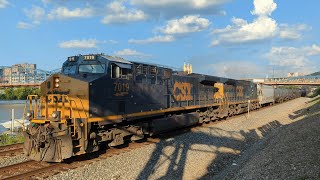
[0,0,319,78]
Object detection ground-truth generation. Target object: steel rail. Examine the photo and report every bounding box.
[0,143,24,157]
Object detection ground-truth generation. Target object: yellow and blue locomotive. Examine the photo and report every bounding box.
[23,54,260,162]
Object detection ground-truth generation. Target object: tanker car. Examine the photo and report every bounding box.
[23,54,300,162]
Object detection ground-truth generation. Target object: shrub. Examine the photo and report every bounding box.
[0,133,24,146]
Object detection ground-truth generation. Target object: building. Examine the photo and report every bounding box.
[0,69,3,83]
[287,72,304,77]
[0,63,50,85]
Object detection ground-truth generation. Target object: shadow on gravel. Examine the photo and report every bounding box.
[137,98,320,179]
[305,96,320,104]
[289,97,320,121]
[205,100,320,180]
[136,120,284,180]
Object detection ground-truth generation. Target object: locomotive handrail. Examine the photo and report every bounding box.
[75,96,88,119]
[23,95,40,119]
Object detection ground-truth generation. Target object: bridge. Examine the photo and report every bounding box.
[257,75,320,86]
[0,83,41,88]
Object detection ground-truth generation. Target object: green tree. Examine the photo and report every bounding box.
[13,87,25,100]
[0,87,41,100]
[4,88,15,100]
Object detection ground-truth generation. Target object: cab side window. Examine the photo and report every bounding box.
[111,64,120,78]
[111,63,132,79]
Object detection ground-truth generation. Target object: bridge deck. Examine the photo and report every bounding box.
[262,82,320,85]
[0,83,40,88]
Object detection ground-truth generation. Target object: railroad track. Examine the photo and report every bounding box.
[0,140,157,179]
[0,143,24,158]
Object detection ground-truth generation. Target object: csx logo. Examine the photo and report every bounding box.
[236,86,244,97]
[173,82,193,101]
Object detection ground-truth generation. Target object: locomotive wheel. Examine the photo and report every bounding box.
[228,105,236,116]
[236,106,241,114]
[210,111,218,121]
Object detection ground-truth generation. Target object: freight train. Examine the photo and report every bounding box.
[23,54,302,162]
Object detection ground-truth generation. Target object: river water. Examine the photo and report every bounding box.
[0,101,25,124]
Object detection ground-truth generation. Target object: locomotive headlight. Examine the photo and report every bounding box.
[25,111,33,120]
[51,111,61,121]
[52,112,58,118]
[54,77,60,88]
[26,111,33,117]
[26,112,32,117]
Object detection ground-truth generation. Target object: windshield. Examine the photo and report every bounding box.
[79,64,106,74]
[63,65,77,75]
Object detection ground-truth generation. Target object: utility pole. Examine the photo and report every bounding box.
[273,66,275,78]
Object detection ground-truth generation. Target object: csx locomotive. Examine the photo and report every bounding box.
[23,54,301,162]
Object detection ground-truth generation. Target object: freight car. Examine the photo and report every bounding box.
[257,84,275,106]
[22,54,298,162]
[258,84,301,106]
[274,87,301,103]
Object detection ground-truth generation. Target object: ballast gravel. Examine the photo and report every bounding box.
[42,97,319,179]
[0,154,29,168]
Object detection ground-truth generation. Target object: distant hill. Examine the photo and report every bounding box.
[308,71,320,76]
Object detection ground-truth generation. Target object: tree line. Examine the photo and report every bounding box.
[0,87,40,100]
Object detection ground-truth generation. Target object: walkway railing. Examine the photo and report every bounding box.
[262,76,320,85]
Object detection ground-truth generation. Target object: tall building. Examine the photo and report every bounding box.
[1,63,49,84]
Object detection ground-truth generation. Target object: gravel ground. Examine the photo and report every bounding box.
[46,97,319,180]
[214,97,320,180]
[0,154,29,168]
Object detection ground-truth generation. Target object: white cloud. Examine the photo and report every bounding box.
[160,15,210,35]
[24,6,46,24]
[0,0,9,8]
[251,0,277,16]
[211,16,277,46]
[131,0,229,17]
[22,5,95,28]
[132,0,227,9]
[48,7,94,19]
[114,48,151,58]
[129,15,209,44]
[267,44,320,68]
[59,39,98,49]
[102,1,147,24]
[205,61,263,79]
[279,24,311,40]
[129,35,175,44]
[17,22,34,29]
[103,40,118,44]
[211,0,310,46]
[211,0,278,46]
